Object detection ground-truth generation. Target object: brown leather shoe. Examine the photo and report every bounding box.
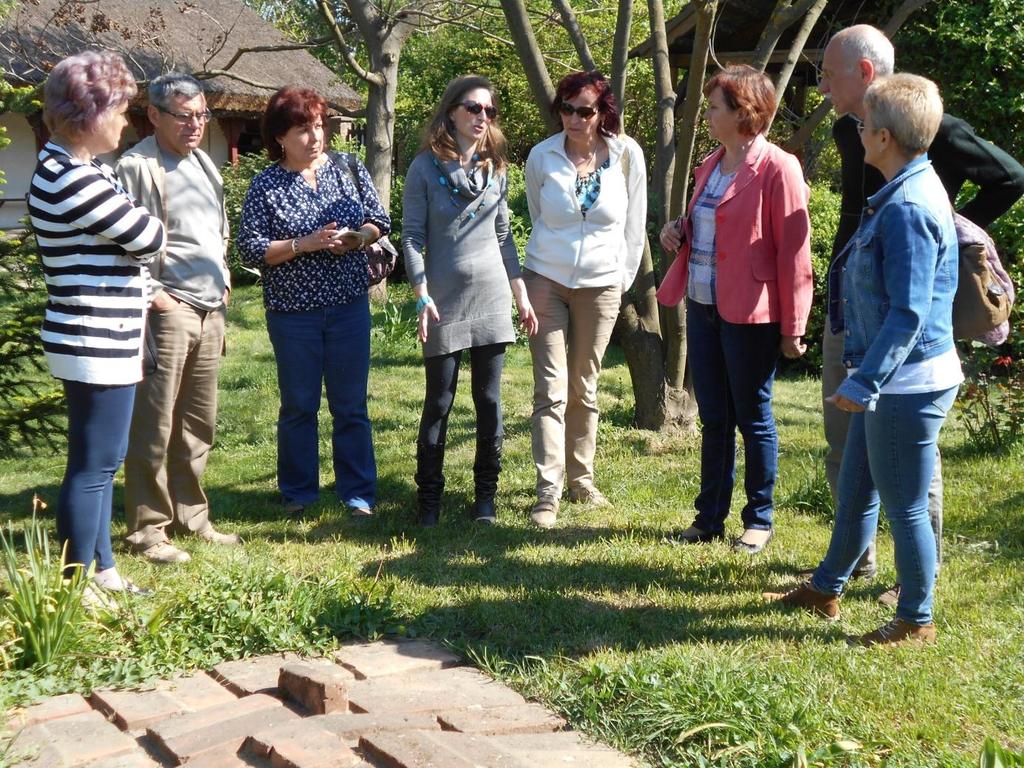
[850,617,936,647]
[763,581,840,619]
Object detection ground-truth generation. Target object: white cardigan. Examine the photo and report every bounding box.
[524,131,647,290]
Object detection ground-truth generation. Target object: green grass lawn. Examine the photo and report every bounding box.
[2,284,1022,767]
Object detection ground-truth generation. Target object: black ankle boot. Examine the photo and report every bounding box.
[415,441,445,526]
[472,436,502,524]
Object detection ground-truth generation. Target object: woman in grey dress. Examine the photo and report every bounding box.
[402,75,538,526]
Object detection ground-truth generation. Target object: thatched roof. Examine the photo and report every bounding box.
[0,0,361,115]
[630,0,891,73]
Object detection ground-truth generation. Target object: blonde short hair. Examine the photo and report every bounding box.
[863,73,943,156]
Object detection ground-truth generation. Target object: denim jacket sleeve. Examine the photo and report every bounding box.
[837,200,943,408]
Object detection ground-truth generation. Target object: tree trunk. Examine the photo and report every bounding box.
[670,0,717,216]
[499,0,559,132]
[647,0,675,227]
[610,0,634,110]
[551,0,596,71]
[363,43,400,211]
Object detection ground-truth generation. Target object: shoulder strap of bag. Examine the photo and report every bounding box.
[329,150,366,201]
[618,134,631,180]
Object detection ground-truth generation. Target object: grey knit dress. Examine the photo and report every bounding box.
[402,152,521,358]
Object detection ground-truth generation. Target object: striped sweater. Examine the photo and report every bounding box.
[29,142,166,386]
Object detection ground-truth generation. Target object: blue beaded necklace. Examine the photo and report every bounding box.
[431,154,494,222]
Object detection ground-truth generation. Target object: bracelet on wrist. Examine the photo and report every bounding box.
[416,295,433,312]
[290,238,299,256]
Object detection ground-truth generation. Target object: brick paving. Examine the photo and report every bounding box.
[3,639,636,768]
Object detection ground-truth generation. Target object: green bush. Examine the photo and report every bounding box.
[784,183,840,375]
[220,150,273,283]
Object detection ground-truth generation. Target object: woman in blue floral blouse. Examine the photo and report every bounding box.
[238,86,391,519]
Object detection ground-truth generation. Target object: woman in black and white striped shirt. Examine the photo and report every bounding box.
[29,51,165,601]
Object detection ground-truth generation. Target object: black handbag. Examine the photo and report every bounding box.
[329,151,398,286]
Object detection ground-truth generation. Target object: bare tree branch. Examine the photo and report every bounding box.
[784,0,936,152]
[218,38,334,74]
[766,0,827,129]
[318,0,384,86]
[751,0,823,72]
[550,0,596,71]
[883,0,934,36]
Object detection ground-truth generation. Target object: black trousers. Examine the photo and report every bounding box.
[418,343,506,445]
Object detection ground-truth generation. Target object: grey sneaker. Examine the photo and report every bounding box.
[197,528,242,546]
[530,499,558,529]
[140,541,191,564]
[877,583,901,607]
[567,485,611,507]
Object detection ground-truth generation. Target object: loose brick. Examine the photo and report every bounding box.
[90,689,184,732]
[332,640,460,681]
[91,675,236,732]
[9,710,137,768]
[436,703,566,735]
[488,732,636,767]
[5,693,91,730]
[278,663,349,715]
[345,668,524,716]
[84,751,160,768]
[148,693,299,764]
[358,730,527,768]
[245,721,360,768]
[171,745,254,768]
[304,712,440,749]
[212,653,302,696]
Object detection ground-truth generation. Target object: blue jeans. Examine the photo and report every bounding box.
[813,386,958,625]
[266,298,376,509]
[686,299,780,532]
[57,380,135,577]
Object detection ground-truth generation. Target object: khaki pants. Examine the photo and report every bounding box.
[822,324,943,571]
[125,301,225,549]
[525,271,621,501]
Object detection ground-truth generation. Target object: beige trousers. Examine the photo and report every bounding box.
[125,301,225,549]
[525,271,621,501]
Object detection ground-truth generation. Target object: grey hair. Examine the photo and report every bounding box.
[864,73,943,155]
[148,73,204,111]
[833,24,895,77]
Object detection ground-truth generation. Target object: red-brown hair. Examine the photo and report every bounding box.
[551,70,620,137]
[262,86,327,161]
[703,65,776,136]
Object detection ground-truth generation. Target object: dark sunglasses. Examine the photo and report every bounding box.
[461,101,498,120]
[558,103,598,119]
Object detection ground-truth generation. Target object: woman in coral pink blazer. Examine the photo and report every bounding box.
[657,65,812,554]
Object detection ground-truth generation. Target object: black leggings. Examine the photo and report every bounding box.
[418,343,506,445]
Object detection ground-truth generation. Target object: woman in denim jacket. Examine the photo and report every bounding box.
[766,74,961,647]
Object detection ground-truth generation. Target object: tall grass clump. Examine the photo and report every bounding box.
[0,502,89,670]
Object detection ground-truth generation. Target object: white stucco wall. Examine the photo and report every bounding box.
[0,114,231,231]
[0,114,38,230]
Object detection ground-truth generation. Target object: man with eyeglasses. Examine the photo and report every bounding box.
[116,73,239,564]
[810,24,1024,603]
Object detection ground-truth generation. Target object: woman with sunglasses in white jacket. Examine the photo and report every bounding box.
[523,69,647,529]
